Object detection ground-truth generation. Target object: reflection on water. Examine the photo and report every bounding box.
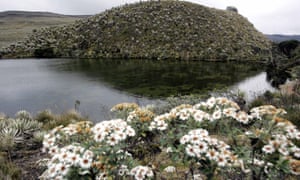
[0,59,274,121]
[232,72,276,102]
[0,59,156,121]
[50,59,266,97]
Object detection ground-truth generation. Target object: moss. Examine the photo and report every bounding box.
[1,1,271,61]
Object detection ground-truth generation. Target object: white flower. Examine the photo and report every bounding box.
[150,119,168,131]
[62,125,77,136]
[164,166,176,173]
[83,150,94,159]
[186,144,196,157]
[189,129,209,137]
[192,110,206,122]
[236,111,249,124]
[206,97,216,108]
[43,136,56,149]
[207,138,218,146]
[278,147,289,156]
[94,133,105,142]
[180,135,190,144]
[59,151,69,162]
[216,154,227,167]
[47,164,58,178]
[79,156,92,169]
[130,166,153,180]
[262,144,275,154]
[212,110,222,120]
[216,97,230,105]
[197,141,208,153]
[217,140,230,151]
[126,126,136,136]
[223,108,237,118]
[49,146,60,156]
[107,135,119,146]
[190,134,201,144]
[67,152,80,165]
[178,108,191,120]
[56,163,69,176]
[206,149,219,161]
[291,147,300,158]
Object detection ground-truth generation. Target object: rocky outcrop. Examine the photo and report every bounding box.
[1,1,271,61]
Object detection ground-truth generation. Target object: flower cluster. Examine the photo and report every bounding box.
[130,166,154,180]
[262,123,300,158]
[111,103,139,112]
[244,105,300,176]
[250,105,286,119]
[194,97,253,124]
[149,113,169,131]
[126,108,155,122]
[42,121,93,151]
[197,97,240,110]
[149,97,252,132]
[39,97,300,179]
[40,144,94,179]
[91,119,135,146]
[180,128,239,167]
[41,119,138,179]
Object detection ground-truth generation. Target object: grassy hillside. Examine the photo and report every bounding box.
[1,1,271,61]
[0,11,87,48]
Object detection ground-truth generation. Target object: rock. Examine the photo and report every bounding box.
[226,6,238,13]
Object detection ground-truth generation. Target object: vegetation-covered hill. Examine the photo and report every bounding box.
[266,34,300,43]
[0,11,87,48]
[1,1,271,61]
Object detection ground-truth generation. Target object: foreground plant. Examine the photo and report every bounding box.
[39,97,300,179]
[0,111,43,152]
[40,120,146,179]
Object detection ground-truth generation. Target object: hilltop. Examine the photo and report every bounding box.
[0,11,87,48]
[1,1,271,61]
[0,11,88,18]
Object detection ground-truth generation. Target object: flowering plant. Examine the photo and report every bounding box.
[40,97,300,179]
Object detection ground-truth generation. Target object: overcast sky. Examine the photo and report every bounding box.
[0,0,299,35]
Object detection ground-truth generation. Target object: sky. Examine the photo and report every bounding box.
[0,0,299,35]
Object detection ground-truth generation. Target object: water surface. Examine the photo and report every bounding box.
[0,59,275,120]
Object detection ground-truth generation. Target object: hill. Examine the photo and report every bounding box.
[0,11,88,18]
[266,34,300,43]
[1,1,271,61]
[0,11,87,48]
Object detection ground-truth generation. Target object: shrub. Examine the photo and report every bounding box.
[39,97,300,179]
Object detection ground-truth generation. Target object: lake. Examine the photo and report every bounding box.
[0,59,275,121]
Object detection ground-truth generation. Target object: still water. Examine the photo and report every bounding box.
[0,59,275,121]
